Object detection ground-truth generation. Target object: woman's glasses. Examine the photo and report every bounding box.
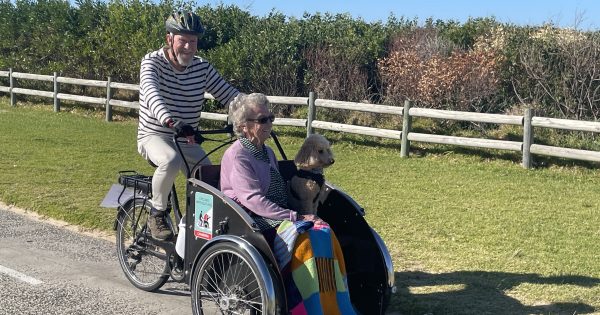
[246,115,275,124]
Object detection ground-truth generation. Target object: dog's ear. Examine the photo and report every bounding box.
[294,139,314,169]
[296,134,324,168]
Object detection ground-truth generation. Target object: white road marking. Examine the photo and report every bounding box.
[0,265,43,285]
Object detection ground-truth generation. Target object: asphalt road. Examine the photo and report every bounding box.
[0,206,191,315]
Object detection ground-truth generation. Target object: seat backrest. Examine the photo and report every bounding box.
[277,160,297,181]
[196,165,221,189]
[195,160,297,190]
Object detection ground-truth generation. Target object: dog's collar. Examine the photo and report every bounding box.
[296,169,325,187]
[291,169,325,203]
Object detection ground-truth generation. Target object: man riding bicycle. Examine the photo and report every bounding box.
[137,10,239,240]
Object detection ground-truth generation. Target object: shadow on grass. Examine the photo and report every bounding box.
[410,144,600,170]
[391,270,599,314]
[410,145,521,163]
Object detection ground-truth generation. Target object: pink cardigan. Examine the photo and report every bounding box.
[220,140,298,221]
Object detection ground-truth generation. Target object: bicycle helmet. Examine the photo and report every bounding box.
[165,11,204,36]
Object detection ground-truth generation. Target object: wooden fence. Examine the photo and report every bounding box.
[2,69,600,169]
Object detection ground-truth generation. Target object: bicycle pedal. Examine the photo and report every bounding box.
[168,255,185,281]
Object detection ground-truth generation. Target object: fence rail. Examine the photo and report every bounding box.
[409,108,524,125]
[2,69,600,169]
[407,133,523,152]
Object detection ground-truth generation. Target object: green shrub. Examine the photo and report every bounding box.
[2,0,600,130]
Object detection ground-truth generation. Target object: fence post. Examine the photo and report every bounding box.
[401,100,413,157]
[106,76,113,122]
[306,91,316,137]
[522,107,533,169]
[53,72,60,112]
[9,68,15,107]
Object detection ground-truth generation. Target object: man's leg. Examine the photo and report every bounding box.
[138,135,181,240]
[179,142,211,174]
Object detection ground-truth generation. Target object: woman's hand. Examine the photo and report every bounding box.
[299,214,326,225]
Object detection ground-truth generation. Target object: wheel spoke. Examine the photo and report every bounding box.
[200,272,226,297]
[192,247,270,314]
[231,255,244,285]
[116,200,168,291]
[198,289,221,304]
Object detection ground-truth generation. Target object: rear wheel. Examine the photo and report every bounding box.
[116,198,169,291]
[191,242,282,314]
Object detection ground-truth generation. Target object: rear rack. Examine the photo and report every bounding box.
[118,171,153,196]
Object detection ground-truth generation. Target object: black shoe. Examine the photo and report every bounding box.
[147,209,173,241]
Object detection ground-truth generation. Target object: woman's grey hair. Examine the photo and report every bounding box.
[230,93,271,137]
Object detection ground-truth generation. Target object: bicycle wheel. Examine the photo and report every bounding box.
[116,198,169,291]
[191,242,283,315]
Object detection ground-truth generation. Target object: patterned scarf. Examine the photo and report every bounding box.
[239,137,288,230]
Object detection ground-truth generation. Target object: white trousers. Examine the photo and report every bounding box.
[137,135,210,211]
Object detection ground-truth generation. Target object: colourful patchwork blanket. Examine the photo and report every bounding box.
[274,220,356,315]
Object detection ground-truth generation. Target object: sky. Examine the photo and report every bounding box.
[208,0,600,30]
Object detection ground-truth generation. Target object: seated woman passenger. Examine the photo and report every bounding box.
[220,93,356,314]
[220,93,322,232]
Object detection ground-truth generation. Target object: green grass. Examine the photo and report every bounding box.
[1,97,600,314]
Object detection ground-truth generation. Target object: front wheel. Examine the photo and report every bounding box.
[116,198,169,291]
[191,242,282,314]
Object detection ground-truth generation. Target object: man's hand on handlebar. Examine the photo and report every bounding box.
[166,119,197,144]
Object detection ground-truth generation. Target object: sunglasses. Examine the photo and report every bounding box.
[246,115,275,124]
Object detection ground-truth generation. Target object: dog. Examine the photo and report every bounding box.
[288,134,335,215]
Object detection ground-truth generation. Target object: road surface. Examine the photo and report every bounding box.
[0,206,191,315]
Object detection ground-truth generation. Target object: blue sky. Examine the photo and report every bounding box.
[207,0,600,29]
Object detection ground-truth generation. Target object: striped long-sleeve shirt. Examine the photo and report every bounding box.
[137,47,239,141]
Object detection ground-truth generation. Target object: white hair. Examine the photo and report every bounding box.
[230,93,270,137]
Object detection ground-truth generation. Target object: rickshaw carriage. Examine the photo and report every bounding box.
[110,129,395,314]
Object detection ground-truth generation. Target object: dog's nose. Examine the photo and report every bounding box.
[330,158,335,165]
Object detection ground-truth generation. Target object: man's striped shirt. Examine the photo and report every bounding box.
[137,47,239,141]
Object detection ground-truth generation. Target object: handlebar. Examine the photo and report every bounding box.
[172,124,288,178]
[195,124,234,136]
[191,124,233,145]
[172,124,235,178]
[172,124,233,143]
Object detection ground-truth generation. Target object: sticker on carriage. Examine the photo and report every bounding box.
[194,192,213,240]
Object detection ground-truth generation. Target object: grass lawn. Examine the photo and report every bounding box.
[1,97,599,314]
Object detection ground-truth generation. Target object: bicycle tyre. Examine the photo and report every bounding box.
[191,242,283,314]
[116,197,169,291]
